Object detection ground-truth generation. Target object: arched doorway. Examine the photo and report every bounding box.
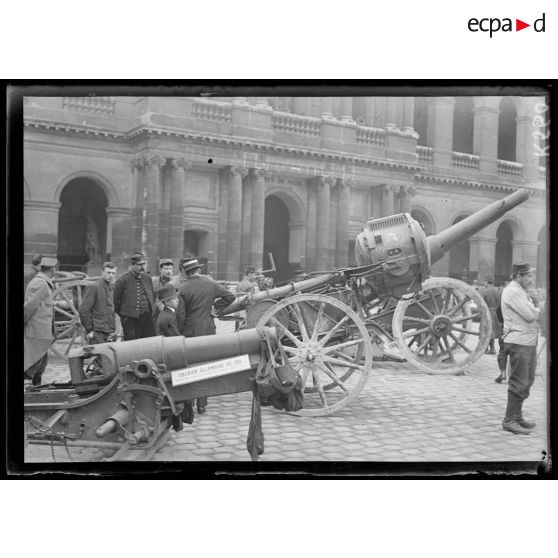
[58,178,108,273]
[537,226,547,287]
[264,195,290,283]
[453,97,474,154]
[183,229,209,275]
[411,208,434,236]
[448,215,470,281]
[495,221,514,285]
[498,98,517,161]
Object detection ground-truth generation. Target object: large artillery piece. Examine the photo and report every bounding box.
[25,327,281,461]
[221,188,530,415]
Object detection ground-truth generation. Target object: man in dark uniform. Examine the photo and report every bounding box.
[155,285,181,337]
[113,252,155,341]
[177,258,235,413]
[481,276,502,356]
[79,261,117,344]
[500,263,543,435]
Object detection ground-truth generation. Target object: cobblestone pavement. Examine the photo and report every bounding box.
[25,324,549,464]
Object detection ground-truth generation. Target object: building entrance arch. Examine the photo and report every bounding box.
[57,177,108,273]
[264,195,291,283]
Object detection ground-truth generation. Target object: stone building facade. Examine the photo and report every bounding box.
[23,94,548,285]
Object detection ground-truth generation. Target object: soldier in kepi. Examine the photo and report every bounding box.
[500,263,544,435]
[113,251,156,341]
[24,257,68,385]
[175,258,235,414]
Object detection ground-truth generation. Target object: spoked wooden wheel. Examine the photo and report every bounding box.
[392,277,492,374]
[256,293,373,416]
[50,279,91,359]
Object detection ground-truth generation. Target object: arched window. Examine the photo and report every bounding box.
[452,97,474,154]
[413,98,429,146]
[498,98,517,161]
[494,221,514,285]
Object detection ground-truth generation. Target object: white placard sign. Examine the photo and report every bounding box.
[171,354,252,387]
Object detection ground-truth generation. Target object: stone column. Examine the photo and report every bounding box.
[142,154,165,273]
[315,176,333,270]
[341,97,354,123]
[469,236,497,282]
[225,166,248,280]
[240,177,252,271]
[321,98,334,120]
[250,168,268,270]
[130,156,145,250]
[158,165,171,258]
[304,179,318,271]
[169,158,191,262]
[105,207,132,269]
[427,97,456,167]
[385,98,399,128]
[473,101,500,174]
[369,186,381,220]
[335,178,352,268]
[399,185,416,214]
[512,239,539,265]
[402,98,415,131]
[380,184,396,217]
[24,200,61,259]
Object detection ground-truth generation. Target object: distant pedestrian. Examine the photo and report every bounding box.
[481,276,502,356]
[155,285,181,337]
[78,262,117,344]
[24,257,67,385]
[236,266,258,295]
[24,253,42,296]
[176,258,235,414]
[113,251,155,341]
[500,262,543,435]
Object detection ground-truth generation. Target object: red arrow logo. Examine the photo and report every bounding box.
[516,19,531,31]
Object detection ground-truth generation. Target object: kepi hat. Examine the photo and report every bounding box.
[130,252,147,264]
[157,285,177,301]
[512,262,536,276]
[40,257,58,267]
[159,258,174,268]
[181,259,202,273]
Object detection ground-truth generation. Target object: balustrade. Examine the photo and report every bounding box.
[63,96,115,115]
[497,160,524,176]
[417,146,433,164]
[271,111,321,135]
[355,126,385,146]
[452,151,480,170]
[192,99,232,122]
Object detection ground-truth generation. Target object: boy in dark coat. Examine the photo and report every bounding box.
[155,285,180,337]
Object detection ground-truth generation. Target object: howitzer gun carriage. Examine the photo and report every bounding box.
[220,188,530,415]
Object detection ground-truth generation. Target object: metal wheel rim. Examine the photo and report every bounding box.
[256,293,373,416]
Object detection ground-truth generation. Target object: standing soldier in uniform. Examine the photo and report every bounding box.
[500,263,544,435]
[24,257,67,385]
[113,251,155,341]
[79,262,117,344]
[176,258,235,413]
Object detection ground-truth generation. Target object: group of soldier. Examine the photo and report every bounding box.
[23,251,263,415]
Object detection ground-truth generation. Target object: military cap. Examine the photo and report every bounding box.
[181,259,202,273]
[130,252,147,264]
[157,285,177,301]
[40,257,58,267]
[512,262,536,276]
[159,258,174,268]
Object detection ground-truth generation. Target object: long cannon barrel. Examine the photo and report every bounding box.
[221,273,338,315]
[427,188,529,264]
[68,327,276,384]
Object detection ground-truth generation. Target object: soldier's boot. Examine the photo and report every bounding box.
[502,392,531,435]
[494,368,507,383]
[517,397,536,429]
